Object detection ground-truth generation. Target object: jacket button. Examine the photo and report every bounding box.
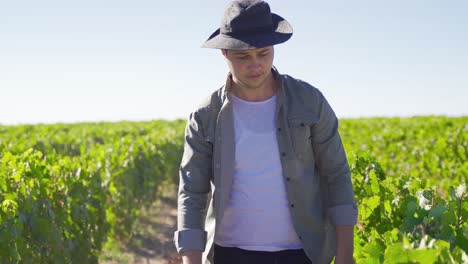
[300,123,305,127]
[281,152,286,157]
[299,236,302,240]
[286,177,290,181]
[290,204,294,208]
[277,127,282,132]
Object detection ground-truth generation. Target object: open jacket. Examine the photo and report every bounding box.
[174,68,358,264]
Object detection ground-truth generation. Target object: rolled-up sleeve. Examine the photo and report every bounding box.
[174,110,212,253]
[311,91,358,226]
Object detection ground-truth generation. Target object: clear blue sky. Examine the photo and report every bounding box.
[1,0,467,125]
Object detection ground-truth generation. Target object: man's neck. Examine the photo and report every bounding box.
[231,72,277,102]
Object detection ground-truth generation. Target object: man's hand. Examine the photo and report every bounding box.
[181,250,202,264]
[335,225,355,264]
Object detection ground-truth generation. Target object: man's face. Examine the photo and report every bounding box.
[222,46,274,90]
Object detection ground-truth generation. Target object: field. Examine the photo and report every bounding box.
[0,116,466,263]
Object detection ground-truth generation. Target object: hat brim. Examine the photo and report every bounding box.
[201,13,293,50]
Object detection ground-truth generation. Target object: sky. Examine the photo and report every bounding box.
[1,0,467,125]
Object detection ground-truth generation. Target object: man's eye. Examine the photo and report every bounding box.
[259,53,268,57]
[237,56,249,60]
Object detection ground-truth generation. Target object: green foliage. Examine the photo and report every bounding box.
[0,120,184,263]
[343,116,468,263]
[0,116,466,263]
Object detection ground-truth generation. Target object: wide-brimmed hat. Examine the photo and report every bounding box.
[202,0,293,50]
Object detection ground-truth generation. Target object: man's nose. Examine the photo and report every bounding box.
[248,56,262,70]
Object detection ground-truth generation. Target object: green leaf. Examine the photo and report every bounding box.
[429,203,446,219]
[11,170,22,183]
[455,230,468,253]
[366,196,380,210]
[383,228,399,244]
[1,199,18,218]
[405,200,418,216]
[442,208,457,225]
[408,248,437,263]
[362,241,384,263]
[0,176,6,192]
[384,243,409,263]
[361,195,380,220]
[370,170,380,194]
[384,200,392,213]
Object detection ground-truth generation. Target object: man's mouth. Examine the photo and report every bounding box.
[248,73,262,78]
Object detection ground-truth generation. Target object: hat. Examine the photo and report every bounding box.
[202,0,293,50]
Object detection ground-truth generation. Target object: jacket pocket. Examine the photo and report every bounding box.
[287,114,319,159]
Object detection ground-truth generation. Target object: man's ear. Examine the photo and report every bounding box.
[221,49,228,57]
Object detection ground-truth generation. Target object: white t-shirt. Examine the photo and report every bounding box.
[214,93,302,251]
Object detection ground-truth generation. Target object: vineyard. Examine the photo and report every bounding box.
[0,121,185,263]
[0,116,466,263]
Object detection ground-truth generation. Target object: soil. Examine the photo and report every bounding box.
[100,184,182,264]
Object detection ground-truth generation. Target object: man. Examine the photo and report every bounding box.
[174,1,358,263]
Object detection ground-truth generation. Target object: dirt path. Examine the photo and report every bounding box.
[100,185,182,264]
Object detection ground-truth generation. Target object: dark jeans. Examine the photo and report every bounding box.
[213,244,312,264]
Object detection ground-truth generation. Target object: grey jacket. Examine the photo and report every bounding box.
[174,68,358,264]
